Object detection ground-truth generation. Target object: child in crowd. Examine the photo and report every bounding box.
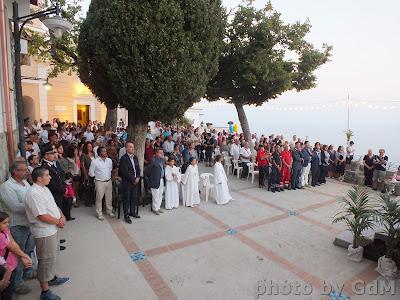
[165,157,181,210]
[63,172,76,221]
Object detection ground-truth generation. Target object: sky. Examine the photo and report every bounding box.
[81,0,400,104]
[80,0,400,162]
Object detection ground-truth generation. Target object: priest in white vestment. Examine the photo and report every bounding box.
[182,158,201,207]
[165,157,181,209]
[213,155,232,205]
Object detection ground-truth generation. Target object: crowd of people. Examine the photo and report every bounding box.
[0,117,396,299]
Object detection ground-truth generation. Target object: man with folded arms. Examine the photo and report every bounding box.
[25,168,69,300]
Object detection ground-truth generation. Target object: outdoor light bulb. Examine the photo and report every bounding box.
[43,79,53,90]
[42,15,72,39]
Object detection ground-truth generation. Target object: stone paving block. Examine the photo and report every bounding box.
[243,217,371,285]
[149,236,324,300]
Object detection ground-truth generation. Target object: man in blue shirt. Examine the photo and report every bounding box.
[300,141,312,187]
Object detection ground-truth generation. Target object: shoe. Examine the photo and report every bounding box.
[60,239,66,244]
[128,213,135,217]
[66,217,75,221]
[108,213,115,218]
[97,215,104,221]
[14,284,31,294]
[133,214,141,219]
[153,210,160,215]
[124,216,132,224]
[48,276,69,286]
[60,245,66,251]
[40,289,61,300]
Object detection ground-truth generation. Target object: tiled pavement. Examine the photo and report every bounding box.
[16,164,399,300]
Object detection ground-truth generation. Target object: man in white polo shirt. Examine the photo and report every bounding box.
[89,146,115,220]
[25,168,69,300]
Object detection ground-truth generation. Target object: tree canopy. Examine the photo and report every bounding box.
[206,2,332,142]
[78,0,225,123]
[27,0,83,78]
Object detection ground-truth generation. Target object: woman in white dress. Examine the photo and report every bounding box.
[165,157,181,209]
[182,158,201,207]
[213,155,232,205]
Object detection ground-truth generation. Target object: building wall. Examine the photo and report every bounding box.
[0,1,30,182]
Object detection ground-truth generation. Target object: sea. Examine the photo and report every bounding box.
[195,101,400,170]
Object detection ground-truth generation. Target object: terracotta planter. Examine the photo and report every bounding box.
[347,245,363,262]
[376,256,398,280]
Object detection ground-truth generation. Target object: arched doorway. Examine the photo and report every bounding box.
[23,96,36,122]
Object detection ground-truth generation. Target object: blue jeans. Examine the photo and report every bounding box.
[10,225,37,287]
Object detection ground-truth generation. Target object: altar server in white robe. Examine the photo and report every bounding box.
[165,157,181,209]
[213,155,233,205]
[182,157,201,207]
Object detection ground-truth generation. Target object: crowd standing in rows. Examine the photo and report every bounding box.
[0,117,395,299]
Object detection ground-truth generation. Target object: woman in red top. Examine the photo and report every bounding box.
[0,212,32,300]
[280,144,293,190]
[144,139,155,165]
[256,145,270,188]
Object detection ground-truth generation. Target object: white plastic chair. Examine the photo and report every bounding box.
[232,160,243,179]
[224,155,232,174]
[247,162,259,184]
[200,173,214,202]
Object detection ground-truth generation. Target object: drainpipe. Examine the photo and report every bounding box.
[0,0,15,163]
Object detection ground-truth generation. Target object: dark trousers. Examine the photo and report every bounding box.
[319,165,328,183]
[271,167,281,188]
[311,165,321,186]
[241,162,249,178]
[123,184,139,217]
[364,168,373,187]
[62,197,73,220]
[259,165,269,187]
[291,167,302,189]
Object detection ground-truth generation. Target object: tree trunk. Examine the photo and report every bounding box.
[105,107,118,131]
[127,114,147,177]
[234,102,252,143]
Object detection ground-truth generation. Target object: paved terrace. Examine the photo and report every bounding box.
[16,164,399,300]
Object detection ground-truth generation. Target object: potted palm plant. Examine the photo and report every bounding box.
[344,129,354,143]
[333,186,376,262]
[375,193,400,279]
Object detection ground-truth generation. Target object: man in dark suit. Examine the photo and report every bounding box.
[291,142,304,190]
[40,144,66,209]
[144,148,165,215]
[118,141,141,224]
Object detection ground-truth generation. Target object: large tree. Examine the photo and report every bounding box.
[78,0,225,171]
[206,2,332,143]
[27,0,118,129]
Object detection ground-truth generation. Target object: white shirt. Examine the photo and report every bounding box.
[146,133,154,141]
[240,147,252,162]
[40,130,49,144]
[89,157,113,181]
[83,131,95,142]
[25,184,61,238]
[231,144,241,160]
[172,132,181,142]
[163,140,175,153]
[0,178,30,227]
[119,147,126,159]
[346,145,355,158]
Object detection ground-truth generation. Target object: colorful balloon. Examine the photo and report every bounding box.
[233,124,238,133]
